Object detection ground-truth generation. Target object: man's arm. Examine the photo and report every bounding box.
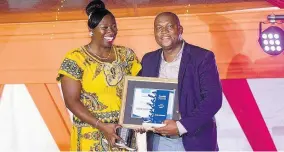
[179,51,222,135]
[137,52,151,76]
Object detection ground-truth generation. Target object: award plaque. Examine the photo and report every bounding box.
[101,127,136,151]
[115,128,136,151]
[119,76,179,130]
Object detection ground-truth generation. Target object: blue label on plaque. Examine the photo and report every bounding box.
[149,90,170,123]
[132,88,175,124]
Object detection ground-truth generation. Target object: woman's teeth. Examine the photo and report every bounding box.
[104,37,114,41]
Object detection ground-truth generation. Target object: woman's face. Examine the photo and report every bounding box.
[91,14,117,48]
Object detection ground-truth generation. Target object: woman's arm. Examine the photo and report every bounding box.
[61,76,121,147]
[61,76,98,126]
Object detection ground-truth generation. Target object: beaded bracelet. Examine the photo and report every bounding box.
[95,119,101,128]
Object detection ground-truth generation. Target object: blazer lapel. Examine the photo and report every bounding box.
[178,43,191,101]
[152,49,162,77]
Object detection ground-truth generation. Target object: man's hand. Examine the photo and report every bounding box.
[134,127,147,134]
[154,120,179,136]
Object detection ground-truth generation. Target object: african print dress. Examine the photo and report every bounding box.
[57,45,141,151]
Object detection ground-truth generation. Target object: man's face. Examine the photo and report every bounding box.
[154,14,183,50]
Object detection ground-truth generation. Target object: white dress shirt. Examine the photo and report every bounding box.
[158,41,187,136]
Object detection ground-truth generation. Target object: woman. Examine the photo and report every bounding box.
[56,0,141,151]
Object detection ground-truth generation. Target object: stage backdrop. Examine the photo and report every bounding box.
[0,6,284,151]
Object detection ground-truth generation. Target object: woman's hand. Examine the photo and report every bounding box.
[97,122,122,147]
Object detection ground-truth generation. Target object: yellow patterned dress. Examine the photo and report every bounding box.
[57,45,141,151]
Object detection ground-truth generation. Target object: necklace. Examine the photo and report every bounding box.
[87,44,112,60]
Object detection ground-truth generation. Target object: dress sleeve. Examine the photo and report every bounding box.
[125,48,142,76]
[56,49,85,82]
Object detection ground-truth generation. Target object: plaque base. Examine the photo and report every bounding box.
[142,122,165,131]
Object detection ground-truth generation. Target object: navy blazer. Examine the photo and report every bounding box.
[139,42,222,151]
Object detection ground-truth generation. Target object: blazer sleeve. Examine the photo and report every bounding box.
[137,53,149,76]
[179,51,222,135]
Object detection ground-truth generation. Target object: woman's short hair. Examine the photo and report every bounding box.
[86,0,113,29]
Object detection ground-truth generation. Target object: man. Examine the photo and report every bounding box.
[139,12,223,151]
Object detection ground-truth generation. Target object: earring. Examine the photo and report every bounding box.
[89,31,94,37]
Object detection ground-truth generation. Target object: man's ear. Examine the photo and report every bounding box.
[179,25,183,35]
[178,25,183,40]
